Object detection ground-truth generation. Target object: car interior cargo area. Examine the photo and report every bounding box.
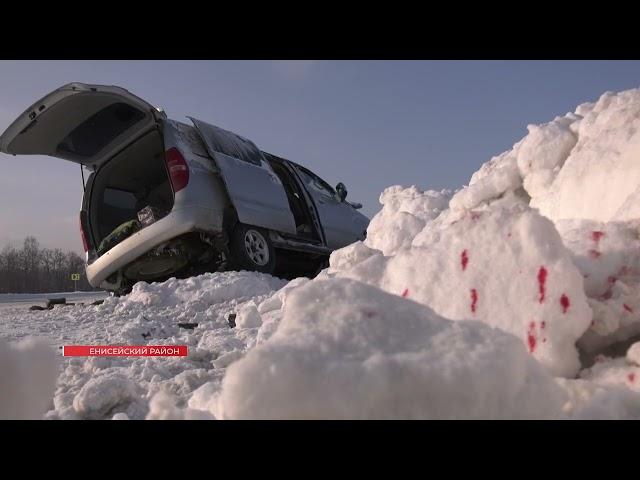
[89,130,173,254]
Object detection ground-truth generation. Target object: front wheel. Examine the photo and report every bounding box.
[229,223,276,274]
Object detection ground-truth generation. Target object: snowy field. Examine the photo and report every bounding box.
[4,87,640,419]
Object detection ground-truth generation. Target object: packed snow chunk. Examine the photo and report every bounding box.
[558,356,640,418]
[530,88,640,223]
[450,152,522,211]
[517,116,578,180]
[556,218,640,353]
[217,279,566,419]
[257,276,310,314]
[364,186,452,255]
[73,375,141,419]
[340,205,592,377]
[579,356,640,392]
[0,338,59,419]
[554,219,640,298]
[558,377,640,420]
[628,342,640,366]
[146,391,215,420]
[236,302,262,329]
[328,241,381,274]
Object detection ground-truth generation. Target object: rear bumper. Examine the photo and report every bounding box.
[86,205,223,288]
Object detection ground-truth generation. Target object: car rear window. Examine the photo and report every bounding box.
[103,188,137,210]
[57,102,145,157]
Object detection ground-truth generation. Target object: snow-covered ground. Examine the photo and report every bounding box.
[5,87,640,419]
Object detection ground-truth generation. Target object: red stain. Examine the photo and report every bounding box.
[401,288,409,298]
[461,250,469,271]
[588,249,602,259]
[624,304,634,314]
[541,321,546,329]
[608,276,617,284]
[560,294,570,314]
[527,322,537,353]
[470,289,478,313]
[470,211,482,221]
[591,231,605,243]
[537,266,548,304]
[628,373,636,383]
[507,232,512,238]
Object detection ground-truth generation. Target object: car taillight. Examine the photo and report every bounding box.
[79,212,89,253]
[165,147,189,193]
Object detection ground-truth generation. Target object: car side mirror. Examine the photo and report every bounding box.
[336,182,348,202]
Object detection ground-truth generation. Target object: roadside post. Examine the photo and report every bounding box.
[71,273,80,291]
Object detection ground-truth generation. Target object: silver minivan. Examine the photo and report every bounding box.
[0,83,369,294]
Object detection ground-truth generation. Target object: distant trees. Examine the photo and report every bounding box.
[0,236,94,293]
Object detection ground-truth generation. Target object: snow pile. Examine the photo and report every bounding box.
[216,279,566,419]
[39,271,286,420]
[330,206,592,377]
[364,186,452,255]
[0,338,59,419]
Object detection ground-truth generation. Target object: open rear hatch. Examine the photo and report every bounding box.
[0,82,164,169]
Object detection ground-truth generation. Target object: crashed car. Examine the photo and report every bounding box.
[0,83,370,294]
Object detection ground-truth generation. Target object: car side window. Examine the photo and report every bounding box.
[295,165,336,199]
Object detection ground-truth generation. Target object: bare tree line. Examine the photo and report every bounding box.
[0,236,94,293]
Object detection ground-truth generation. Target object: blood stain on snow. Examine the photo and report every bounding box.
[401,288,409,298]
[624,304,634,314]
[461,250,469,271]
[470,289,478,313]
[541,321,546,329]
[470,212,482,221]
[608,276,617,284]
[537,266,548,304]
[591,231,605,243]
[560,294,570,314]
[588,249,602,259]
[527,322,537,353]
[628,373,636,384]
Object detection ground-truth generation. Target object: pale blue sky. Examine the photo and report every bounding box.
[1,60,640,254]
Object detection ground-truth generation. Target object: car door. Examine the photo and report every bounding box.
[291,163,369,249]
[188,117,297,235]
[0,82,163,169]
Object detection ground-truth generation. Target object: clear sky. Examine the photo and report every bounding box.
[1,60,640,254]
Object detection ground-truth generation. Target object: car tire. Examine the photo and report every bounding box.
[229,223,276,274]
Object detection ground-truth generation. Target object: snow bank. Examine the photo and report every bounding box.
[217,278,566,419]
[331,205,592,377]
[0,338,59,419]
